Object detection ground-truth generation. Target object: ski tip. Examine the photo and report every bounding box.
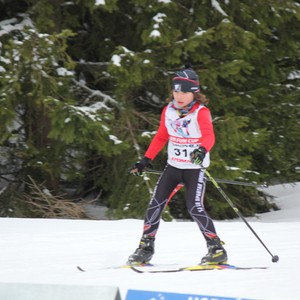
[130,266,144,273]
[77,266,85,272]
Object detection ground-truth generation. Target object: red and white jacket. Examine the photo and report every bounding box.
[145,102,215,169]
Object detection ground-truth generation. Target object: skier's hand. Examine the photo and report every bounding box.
[129,157,152,176]
[190,147,207,165]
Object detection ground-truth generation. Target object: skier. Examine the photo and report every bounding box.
[128,64,227,265]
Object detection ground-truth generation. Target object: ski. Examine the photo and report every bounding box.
[77,263,268,273]
[130,263,268,273]
[76,262,160,272]
[76,264,131,272]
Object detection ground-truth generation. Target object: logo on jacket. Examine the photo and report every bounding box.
[171,118,191,137]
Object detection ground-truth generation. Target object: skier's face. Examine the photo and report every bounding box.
[173,90,194,108]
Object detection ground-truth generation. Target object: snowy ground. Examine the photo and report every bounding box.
[0,182,299,299]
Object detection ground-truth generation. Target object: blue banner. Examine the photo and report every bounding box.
[126,289,253,300]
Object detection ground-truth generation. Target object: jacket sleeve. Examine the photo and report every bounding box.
[198,107,215,152]
[144,106,169,160]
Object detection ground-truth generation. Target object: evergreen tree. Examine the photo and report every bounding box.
[0,0,299,219]
[103,0,300,218]
[0,12,125,216]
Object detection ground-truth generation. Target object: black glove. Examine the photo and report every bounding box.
[190,147,207,165]
[129,156,152,176]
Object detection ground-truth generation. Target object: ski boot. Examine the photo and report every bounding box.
[201,237,228,265]
[127,235,155,265]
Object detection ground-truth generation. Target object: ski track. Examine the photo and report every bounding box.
[0,183,299,299]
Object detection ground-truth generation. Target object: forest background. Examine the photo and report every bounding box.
[0,0,299,221]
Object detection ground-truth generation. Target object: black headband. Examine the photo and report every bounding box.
[172,77,200,93]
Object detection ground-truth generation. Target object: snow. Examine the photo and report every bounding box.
[149,13,167,39]
[95,0,105,5]
[111,54,121,66]
[149,30,161,38]
[211,0,228,17]
[56,67,74,77]
[0,183,300,299]
[287,70,300,80]
[108,134,123,145]
[111,47,134,66]
[0,17,33,37]
[195,28,207,36]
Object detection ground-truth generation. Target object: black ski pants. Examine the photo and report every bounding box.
[142,164,217,241]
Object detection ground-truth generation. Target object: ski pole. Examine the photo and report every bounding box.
[144,169,268,188]
[203,168,279,263]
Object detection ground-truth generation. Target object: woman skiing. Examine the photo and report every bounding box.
[128,65,227,265]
